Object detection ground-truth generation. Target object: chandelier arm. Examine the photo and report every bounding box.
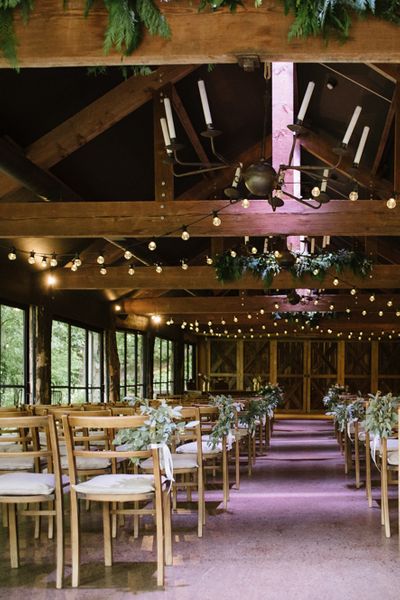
[286,133,299,168]
[172,149,228,169]
[281,190,323,209]
[209,136,230,165]
[172,164,231,178]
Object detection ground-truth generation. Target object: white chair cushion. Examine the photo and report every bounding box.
[141,453,198,471]
[0,455,35,470]
[0,472,57,496]
[370,438,398,453]
[176,440,221,455]
[60,455,110,471]
[387,451,399,466]
[0,442,22,453]
[39,431,67,456]
[73,473,156,495]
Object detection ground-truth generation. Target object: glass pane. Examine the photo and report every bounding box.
[379,342,400,375]
[116,331,125,388]
[277,342,303,375]
[126,333,136,386]
[88,388,101,404]
[137,334,144,387]
[70,326,86,389]
[0,304,25,388]
[70,388,86,404]
[88,330,102,389]
[51,320,69,388]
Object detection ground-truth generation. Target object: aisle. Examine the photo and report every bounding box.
[0,419,398,599]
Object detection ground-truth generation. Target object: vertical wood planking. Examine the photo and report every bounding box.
[337,341,345,386]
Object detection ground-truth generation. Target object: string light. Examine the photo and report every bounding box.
[97,254,105,265]
[230,250,237,258]
[206,256,213,265]
[329,304,335,310]
[181,259,188,270]
[155,264,163,273]
[7,247,16,261]
[378,310,383,317]
[242,198,250,208]
[387,300,393,307]
[47,274,56,287]
[369,294,375,302]
[350,288,357,295]
[28,251,36,265]
[251,246,258,254]
[50,253,58,268]
[362,310,367,316]
[233,316,238,323]
[151,315,162,324]
[124,250,133,260]
[387,196,397,209]
[148,240,157,251]
[181,226,190,241]
[311,186,320,198]
[333,278,339,286]
[71,263,78,272]
[212,211,221,227]
[41,256,48,268]
[128,265,135,276]
[100,267,107,275]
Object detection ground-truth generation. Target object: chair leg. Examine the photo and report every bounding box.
[48,500,54,539]
[197,467,204,537]
[163,491,172,566]
[2,504,8,528]
[111,502,117,539]
[235,440,240,490]
[102,502,113,566]
[344,432,349,475]
[34,503,41,539]
[222,449,228,510]
[8,504,19,569]
[55,493,64,590]
[248,435,252,477]
[70,492,81,588]
[365,434,373,508]
[155,495,165,587]
[354,431,361,489]
[381,445,391,538]
[133,500,140,539]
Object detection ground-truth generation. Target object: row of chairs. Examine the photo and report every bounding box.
[0,398,274,589]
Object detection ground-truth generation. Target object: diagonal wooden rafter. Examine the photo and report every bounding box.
[371,84,397,177]
[0,65,196,200]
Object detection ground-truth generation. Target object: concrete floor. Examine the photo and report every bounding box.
[0,419,398,600]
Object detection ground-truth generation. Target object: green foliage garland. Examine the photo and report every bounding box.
[208,394,237,448]
[1,1,400,67]
[365,391,400,438]
[240,384,284,433]
[214,249,372,288]
[114,399,183,463]
[322,383,346,412]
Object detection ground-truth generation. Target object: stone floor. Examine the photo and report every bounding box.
[0,419,399,599]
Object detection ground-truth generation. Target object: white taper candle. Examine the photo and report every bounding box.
[353,126,370,166]
[326,235,330,246]
[163,97,176,139]
[321,169,329,192]
[160,118,172,152]
[198,80,213,126]
[322,236,327,248]
[310,238,315,254]
[342,105,362,146]
[232,166,242,188]
[297,81,315,123]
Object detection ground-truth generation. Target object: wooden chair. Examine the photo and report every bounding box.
[62,414,170,588]
[141,406,205,539]
[0,414,64,588]
[377,416,399,538]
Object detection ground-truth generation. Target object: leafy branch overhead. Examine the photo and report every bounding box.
[1,0,400,66]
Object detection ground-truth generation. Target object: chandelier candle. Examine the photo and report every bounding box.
[353,126,370,166]
[321,169,329,192]
[342,105,362,146]
[232,165,242,188]
[160,117,172,154]
[163,97,176,140]
[297,81,315,123]
[198,80,213,127]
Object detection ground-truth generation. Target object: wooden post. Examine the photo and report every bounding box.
[270,340,277,384]
[144,331,155,399]
[337,341,345,386]
[173,338,184,394]
[34,304,52,404]
[106,328,120,403]
[237,339,244,390]
[371,340,379,393]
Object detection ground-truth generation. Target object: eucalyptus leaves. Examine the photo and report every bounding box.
[114,399,183,462]
[208,394,237,448]
[214,249,372,289]
[322,384,346,412]
[365,392,400,438]
[240,384,284,433]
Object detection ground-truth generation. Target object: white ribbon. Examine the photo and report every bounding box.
[226,431,235,451]
[371,434,380,470]
[150,443,174,483]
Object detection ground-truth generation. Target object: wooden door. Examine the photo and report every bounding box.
[277,341,305,411]
[308,340,339,412]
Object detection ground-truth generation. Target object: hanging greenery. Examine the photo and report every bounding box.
[1,1,400,67]
[346,397,366,425]
[214,249,372,288]
[208,394,237,449]
[283,1,400,42]
[365,391,400,438]
[327,401,348,431]
[258,382,284,416]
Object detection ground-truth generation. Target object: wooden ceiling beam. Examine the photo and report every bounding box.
[120,294,400,315]
[48,265,400,290]
[6,2,400,67]
[372,85,397,177]
[152,313,400,326]
[2,199,399,237]
[0,65,195,200]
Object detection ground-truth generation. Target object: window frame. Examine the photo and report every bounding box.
[0,300,29,407]
[153,336,174,397]
[116,329,145,400]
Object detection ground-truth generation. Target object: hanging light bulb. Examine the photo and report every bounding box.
[71,263,78,272]
[274,303,279,309]
[50,253,58,268]
[128,265,135,276]
[7,247,16,261]
[181,226,190,241]
[378,310,383,317]
[387,300,393,307]
[311,186,320,198]
[369,294,375,302]
[349,188,358,202]
[350,288,357,296]
[387,196,397,209]
[260,308,265,315]
[362,310,367,316]
[28,251,36,265]
[100,267,107,275]
[206,256,213,265]
[247,313,252,319]
[148,240,157,251]
[251,246,258,254]
[97,254,105,265]
[333,278,339,286]
[233,316,238,323]
[346,308,351,314]
[212,211,221,227]
[329,304,335,310]
[155,264,163,273]
[241,198,250,208]
[181,259,188,270]
[41,256,48,268]
[230,250,237,258]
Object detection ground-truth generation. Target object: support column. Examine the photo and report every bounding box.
[106,328,120,403]
[174,338,184,394]
[144,331,155,399]
[371,340,379,394]
[35,304,52,405]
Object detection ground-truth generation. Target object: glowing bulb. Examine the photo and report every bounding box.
[247,313,252,319]
[181,260,188,270]
[311,186,320,198]
[148,240,157,251]
[396,311,400,317]
[41,256,48,268]
[115,305,121,312]
[242,198,250,208]
[251,246,258,254]
[313,269,319,276]
[260,308,265,315]
[97,254,105,265]
[208,320,212,326]
[50,253,58,267]
[274,303,279,309]
[181,227,190,241]
[362,310,367,316]
[100,267,107,275]
[346,308,351,314]
[47,274,56,286]
[28,251,36,265]
[124,250,133,260]
[233,316,238,323]
[349,190,358,202]
[378,310,383,317]
[387,197,397,209]
[327,329,332,334]
[387,300,393,307]
[151,315,162,324]
[128,265,135,276]
[350,288,357,295]
[329,304,335,311]
[221,319,226,325]
[212,212,221,227]
[71,263,78,272]
[333,278,339,286]
[206,256,213,265]
[155,264,163,273]
[369,294,375,302]
[74,255,82,267]
[230,250,237,258]
[7,247,16,261]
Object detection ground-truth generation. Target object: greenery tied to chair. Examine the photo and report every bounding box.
[208,394,237,449]
[322,384,347,412]
[365,392,400,438]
